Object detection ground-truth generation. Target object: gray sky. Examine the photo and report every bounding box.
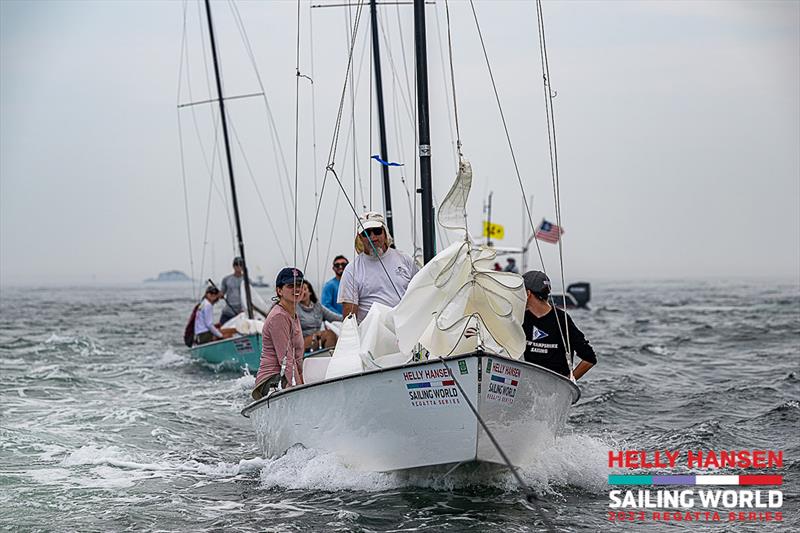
[1,0,798,288]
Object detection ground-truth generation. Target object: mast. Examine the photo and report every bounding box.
[370,0,395,238]
[203,0,254,319]
[413,0,435,263]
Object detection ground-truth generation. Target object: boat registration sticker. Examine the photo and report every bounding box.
[233,337,253,354]
[458,360,468,375]
[402,368,461,408]
[486,360,521,405]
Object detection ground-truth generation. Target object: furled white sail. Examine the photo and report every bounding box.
[325,316,365,379]
[393,240,526,359]
[326,159,528,377]
[437,158,472,231]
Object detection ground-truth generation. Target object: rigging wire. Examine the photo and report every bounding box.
[226,119,290,264]
[442,0,461,158]
[177,0,197,297]
[295,0,303,267]
[378,14,415,129]
[228,0,306,256]
[345,4,371,212]
[535,0,571,362]
[182,0,299,291]
[189,1,238,266]
[198,1,236,258]
[180,8,233,291]
[300,2,404,301]
[308,5,322,283]
[393,3,416,130]
[302,0,366,275]
[436,357,555,532]
[377,11,419,253]
[466,0,573,377]
[347,4,360,214]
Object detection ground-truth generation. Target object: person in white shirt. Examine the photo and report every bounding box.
[338,211,419,322]
[194,286,224,345]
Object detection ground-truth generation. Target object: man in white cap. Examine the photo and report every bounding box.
[338,211,419,322]
[522,270,596,380]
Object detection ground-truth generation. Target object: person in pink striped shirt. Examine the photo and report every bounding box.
[252,267,306,400]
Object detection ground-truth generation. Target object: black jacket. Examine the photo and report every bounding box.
[522,307,596,377]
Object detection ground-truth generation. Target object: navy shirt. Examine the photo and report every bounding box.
[522,307,596,377]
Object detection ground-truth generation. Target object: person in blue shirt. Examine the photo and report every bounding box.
[320,255,347,314]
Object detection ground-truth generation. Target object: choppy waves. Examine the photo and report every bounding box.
[1,280,798,531]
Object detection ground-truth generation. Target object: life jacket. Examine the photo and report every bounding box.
[183,304,200,347]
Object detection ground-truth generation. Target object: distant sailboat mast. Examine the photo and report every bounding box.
[203,0,254,319]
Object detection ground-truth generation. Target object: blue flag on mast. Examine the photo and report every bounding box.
[371,155,404,167]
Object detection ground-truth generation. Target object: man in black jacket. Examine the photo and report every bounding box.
[521,270,596,380]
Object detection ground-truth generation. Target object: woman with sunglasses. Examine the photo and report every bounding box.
[252,267,306,400]
[338,211,419,323]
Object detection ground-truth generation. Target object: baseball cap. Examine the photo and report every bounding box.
[357,211,386,235]
[233,256,244,267]
[523,270,551,296]
[275,267,304,288]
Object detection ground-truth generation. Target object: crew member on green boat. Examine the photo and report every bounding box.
[219,257,244,325]
[194,286,224,345]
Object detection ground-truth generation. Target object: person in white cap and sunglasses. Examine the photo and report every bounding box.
[338,211,419,323]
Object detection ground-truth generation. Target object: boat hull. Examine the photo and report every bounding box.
[242,352,579,471]
[190,333,261,371]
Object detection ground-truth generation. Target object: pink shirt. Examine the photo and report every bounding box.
[255,304,305,389]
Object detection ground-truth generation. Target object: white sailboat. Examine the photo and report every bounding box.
[245,353,577,471]
[242,1,581,472]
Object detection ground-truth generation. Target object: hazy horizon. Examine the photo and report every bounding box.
[1,1,798,288]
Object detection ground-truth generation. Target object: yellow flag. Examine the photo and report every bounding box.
[482,221,504,240]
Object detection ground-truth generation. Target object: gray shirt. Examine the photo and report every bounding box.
[219,274,243,314]
[337,248,419,322]
[296,301,342,337]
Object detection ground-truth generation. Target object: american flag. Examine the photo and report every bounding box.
[535,219,564,244]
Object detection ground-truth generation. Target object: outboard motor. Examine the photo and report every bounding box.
[566,282,591,308]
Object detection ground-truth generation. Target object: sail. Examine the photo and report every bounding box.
[326,161,528,377]
[325,316,365,379]
[437,159,472,232]
[393,240,527,358]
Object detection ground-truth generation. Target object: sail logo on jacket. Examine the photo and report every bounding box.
[531,326,548,341]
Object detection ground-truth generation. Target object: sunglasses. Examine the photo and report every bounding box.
[333,262,348,268]
[361,227,384,237]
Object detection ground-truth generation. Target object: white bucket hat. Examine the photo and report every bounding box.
[354,211,394,252]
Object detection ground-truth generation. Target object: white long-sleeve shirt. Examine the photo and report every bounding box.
[194,298,222,337]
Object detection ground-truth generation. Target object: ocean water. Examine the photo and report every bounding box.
[1,279,798,532]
